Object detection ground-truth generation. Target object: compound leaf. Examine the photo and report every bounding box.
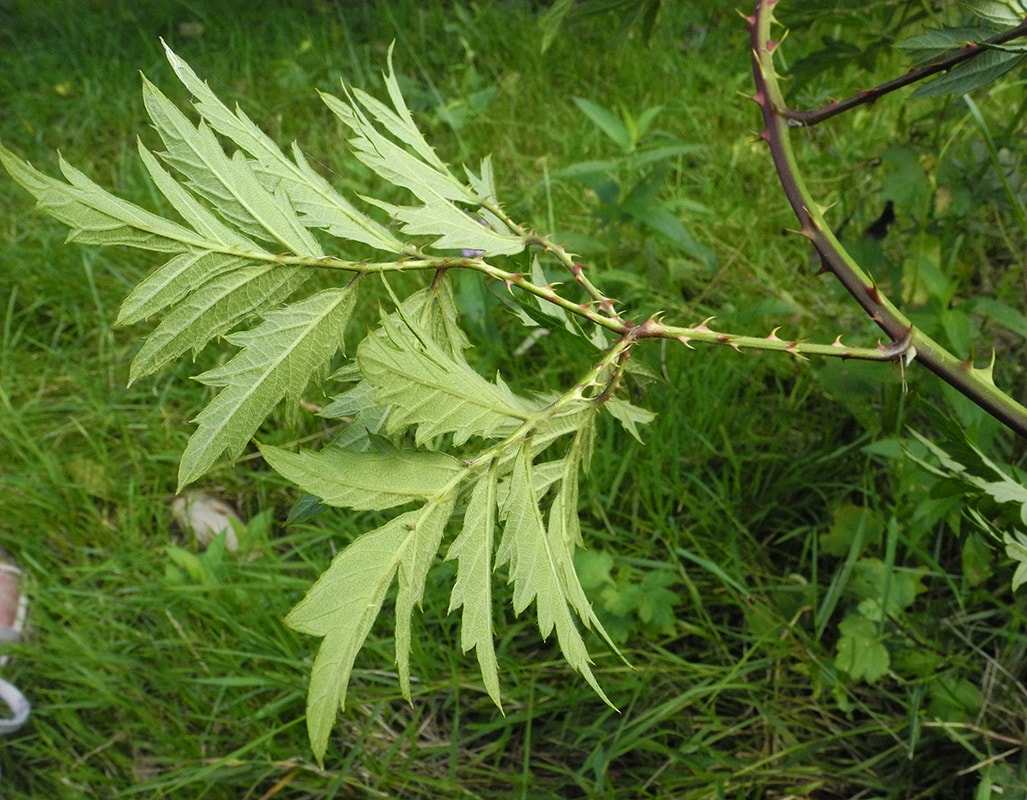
[546,418,621,655]
[605,396,657,444]
[897,26,1004,66]
[1004,531,1027,591]
[395,496,457,697]
[964,0,1027,25]
[320,49,524,256]
[317,378,389,452]
[136,142,258,251]
[913,47,1025,97]
[129,263,310,382]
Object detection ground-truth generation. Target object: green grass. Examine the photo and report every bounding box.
[2,0,1027,797]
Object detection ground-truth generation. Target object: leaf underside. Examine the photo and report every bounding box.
[0,42,659,768]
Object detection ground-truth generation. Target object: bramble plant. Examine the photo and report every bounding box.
[2,0,1026,765]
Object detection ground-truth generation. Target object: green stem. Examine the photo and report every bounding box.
[298,251,910,362]
[463,332,636,474]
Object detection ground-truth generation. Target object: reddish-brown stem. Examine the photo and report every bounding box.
[781,18,1027,127]
[749,1,1027,438]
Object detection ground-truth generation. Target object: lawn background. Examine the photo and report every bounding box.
[2,0,1027,797]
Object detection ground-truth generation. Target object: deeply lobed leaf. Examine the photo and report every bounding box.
[358,298,540,446]
[179,284,360,488]
[160,41,405,253]
[320,49,525,256]
[496,445,614,705]
[447,466,502,707]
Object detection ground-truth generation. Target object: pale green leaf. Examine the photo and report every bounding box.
[605,397,656,444]
[364,45,451,171]
[287,494,457,764]
[545,419,621,655]
[259,444,462,510]
[0,144,206,252]
[358,303,539,446]
[465,155,499,204]
[528,258,580,336]
[530,400,596,455]
[363,195,525,256]
[128,263,310,383]
[447,467,502,707]
[160,42,404,252]
[395,496,457,697]
[117,251,248,326]
[286,510,416,765]
[142,76,324,256]
[323,88,467,203]
[318,282,472,451]
[320,55,525,256]
[0,138,315,383]
[908,429,1027,520]
[136,142,258,251]
[411,279,473,358]
[179,284,359,488]
[496,445,613,705]
[318,379,390,451]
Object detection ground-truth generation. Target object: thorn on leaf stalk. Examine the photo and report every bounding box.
[766,39,780,53]
[766,327,783,341]
[785,342,809,360]
[636,315,663,337]
[693,317,716,333]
